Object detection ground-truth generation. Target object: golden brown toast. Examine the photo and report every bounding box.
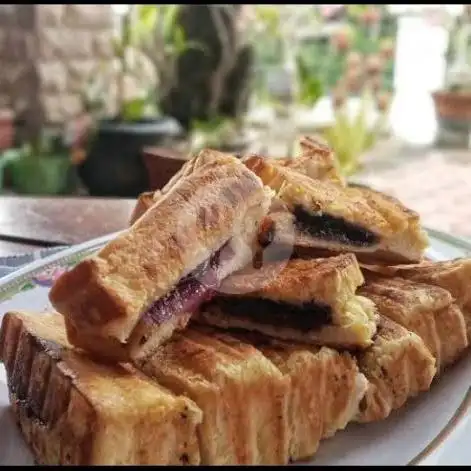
[129,191,156,225]
[0,311,202,465]
[362,258,471,338]
[226,330,368,461]
[244,156,429,264]
[196,255,378,349]
[49,151,273,362]
[360,276,468,371]
[355,316,436,423]
[130,148,242,225]
[135,325,290,465]
[269,135,346,186]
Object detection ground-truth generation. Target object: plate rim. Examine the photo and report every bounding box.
[1,226,471,465]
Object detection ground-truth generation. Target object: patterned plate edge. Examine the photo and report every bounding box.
[0,231,122,302]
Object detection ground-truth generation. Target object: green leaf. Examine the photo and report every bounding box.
[137,5,157,33]
[121,98,148,121]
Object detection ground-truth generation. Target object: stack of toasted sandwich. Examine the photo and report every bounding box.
[1,137,470,465]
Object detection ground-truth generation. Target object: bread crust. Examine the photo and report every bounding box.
[355,316,436,423]
[257,135,346,186]
[0,311,202,465]
[362,258,471,338]
[49,153,272,361]
[136,325,290,465]
[130,149,242,225]
[228,331,367,461]
[360,276,468,371]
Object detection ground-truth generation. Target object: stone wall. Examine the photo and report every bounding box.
[0,4,114,137]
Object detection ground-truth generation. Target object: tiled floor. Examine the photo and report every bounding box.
[357,149,471,239]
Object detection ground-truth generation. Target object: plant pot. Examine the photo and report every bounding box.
[432,91,471,148]
[9,154,71,195]
[78,117,184,197]
[0,109,14,151]
[432,91,471,121]
[142,147,188,191]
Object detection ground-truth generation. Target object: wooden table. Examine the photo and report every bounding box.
[0,196,136,257]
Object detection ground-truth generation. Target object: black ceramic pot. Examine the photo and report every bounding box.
[78,117,184,197]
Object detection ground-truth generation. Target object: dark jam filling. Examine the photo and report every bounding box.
[293,205,379,248]
[209,296,333,332]
[141,242,235,326]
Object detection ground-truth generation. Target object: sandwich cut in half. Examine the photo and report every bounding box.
[196,254,378,349]
[244,156,429,264]
[359,276,468,372]
[135,325,291,465]
[0,311,202,465]
[355,316,436,423]
[362,258,471,338]
[226,329,368,462]
[49,151,273,362]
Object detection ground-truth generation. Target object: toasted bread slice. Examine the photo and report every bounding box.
[362,258,471,338]
[270,135,346,186]
[130,149,241,225]
[135,325,290,465]
[0,311,202,465]
[197,255,378,349]
[129,191,156,224]
[360,276,468,371]
[355,316,436,423]
[49,151,273,362]
[225,330,367,461]
[244,156,429,264]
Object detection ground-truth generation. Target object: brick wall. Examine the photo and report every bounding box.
[0,4,114,137]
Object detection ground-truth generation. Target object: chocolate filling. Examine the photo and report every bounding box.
[208,296,332,331]
[141,241,235,326]
[293,205,379,247]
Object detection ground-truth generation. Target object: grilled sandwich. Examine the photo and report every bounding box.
[244,156,429,264]
[49,151,273,362]
[260,135,346,186]
[362,258,471,338]
[0,311,202,465]
[135,325,291,465]
[196,254,378,349]
[355,316,436,423]
[226,330,368,461]
[360,276,468,371]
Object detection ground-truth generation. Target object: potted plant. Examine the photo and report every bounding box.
[5,130,71,195]
[77,5,194,197]
[160,5,254,131]
[432,7,471,147]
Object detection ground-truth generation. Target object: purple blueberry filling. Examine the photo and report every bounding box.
[141,241,235,325]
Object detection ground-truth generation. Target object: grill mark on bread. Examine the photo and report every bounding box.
[2,311,203,465]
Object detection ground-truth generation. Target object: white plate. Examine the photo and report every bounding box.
[0,229,470,466]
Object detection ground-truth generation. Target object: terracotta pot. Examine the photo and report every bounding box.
[142,147,188,191]
[0,109,14,151]
[432,91,471,121]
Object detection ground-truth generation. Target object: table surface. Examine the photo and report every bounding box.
[0,196,136,257]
